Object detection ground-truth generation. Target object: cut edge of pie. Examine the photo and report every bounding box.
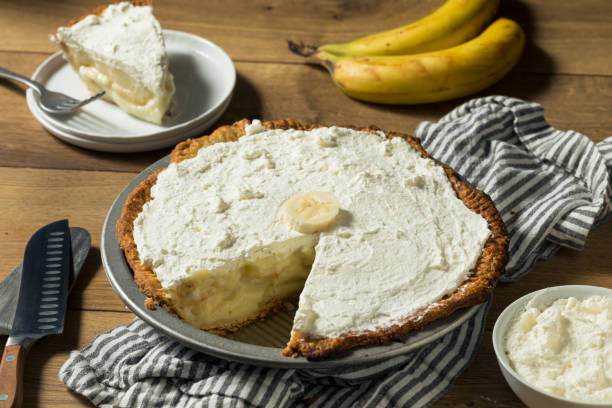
[116,119,509,359]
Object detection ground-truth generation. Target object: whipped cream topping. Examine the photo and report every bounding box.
[506,296,612,403]
[54,2,169,95]
[133,122,491,338]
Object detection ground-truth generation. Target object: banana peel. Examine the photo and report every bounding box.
[289,0,500,57]
[294,18,525,105]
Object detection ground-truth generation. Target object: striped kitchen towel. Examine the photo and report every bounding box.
[416,96,612,282]
[59,96,612,408]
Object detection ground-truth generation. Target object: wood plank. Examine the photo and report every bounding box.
[0,167,134,265]
[0,0,610,75]
[0,51,170,172]
[436,329,523,407]
[1,53,611,172]
[1,166,611,317]
[0,167,136,312]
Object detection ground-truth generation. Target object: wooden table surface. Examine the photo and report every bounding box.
[0,0,610,406]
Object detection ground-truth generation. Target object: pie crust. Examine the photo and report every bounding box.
[52,0,175,123]
[116,119,509,360]
[61,0,152,28]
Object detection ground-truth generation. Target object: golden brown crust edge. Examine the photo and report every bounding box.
[116,119,509,359]
[60,0,153,29]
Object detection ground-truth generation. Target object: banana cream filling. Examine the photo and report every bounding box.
[52,2,175,124]
[167,244,315,330]
[60,48,175,124]
[133,122,492,339]
[160,191,340,330]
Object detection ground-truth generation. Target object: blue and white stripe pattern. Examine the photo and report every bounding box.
[59,96,612,407]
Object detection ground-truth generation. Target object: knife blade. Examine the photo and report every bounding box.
[0,227,90,335]
[0,220,73,408]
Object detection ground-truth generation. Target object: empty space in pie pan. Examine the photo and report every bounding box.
[101,155,482,368]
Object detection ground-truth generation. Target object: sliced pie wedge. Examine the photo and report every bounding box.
[51,1,175,124]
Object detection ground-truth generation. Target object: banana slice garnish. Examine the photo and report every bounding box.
[280,192,340,234]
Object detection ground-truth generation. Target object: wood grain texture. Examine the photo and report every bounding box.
[0,0,610,406]
[0,167,135,312]
[1,54,611,172]
[0,0,610,75]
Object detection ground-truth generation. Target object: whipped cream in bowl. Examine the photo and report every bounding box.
[493,285,612,408]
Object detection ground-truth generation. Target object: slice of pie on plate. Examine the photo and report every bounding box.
[51,1,175,124]
[117,119,509,360]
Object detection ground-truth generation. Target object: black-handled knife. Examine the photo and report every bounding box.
[0,227,90,336]
[0,220,72,408]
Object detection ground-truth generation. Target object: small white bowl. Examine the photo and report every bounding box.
[492,285,612,408]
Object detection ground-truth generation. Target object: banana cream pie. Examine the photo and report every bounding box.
[51,1,175,124]
[117,119,508,360]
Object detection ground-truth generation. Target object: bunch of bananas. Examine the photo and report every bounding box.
[289,0,525,104]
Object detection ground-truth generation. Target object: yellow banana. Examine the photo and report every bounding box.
[316,18,525,105]
[290,0,499,57]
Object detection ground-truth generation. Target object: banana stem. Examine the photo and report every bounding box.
[287,40,319,57]
[312,51,339,73]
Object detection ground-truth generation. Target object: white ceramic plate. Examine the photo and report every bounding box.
[32,96,230,153]
[26,30,235,146]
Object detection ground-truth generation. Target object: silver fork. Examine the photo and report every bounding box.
[0,66,105,114]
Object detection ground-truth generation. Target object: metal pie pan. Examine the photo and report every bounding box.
[101,154,482,369]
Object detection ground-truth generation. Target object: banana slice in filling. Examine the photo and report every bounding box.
[280,191,340,234]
